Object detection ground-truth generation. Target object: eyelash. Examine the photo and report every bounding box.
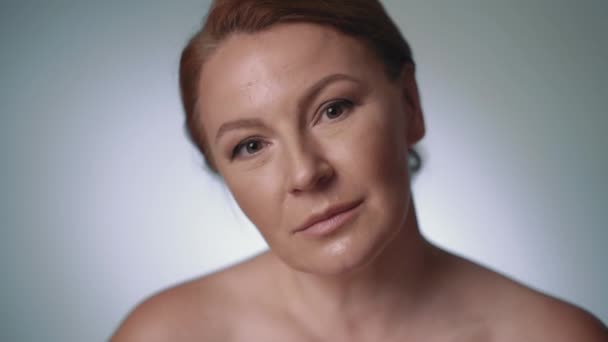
[230,99,355,160]
[318,99,354,123]
[231,137,267,159]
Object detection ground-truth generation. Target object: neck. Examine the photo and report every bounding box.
[274,200,440,338]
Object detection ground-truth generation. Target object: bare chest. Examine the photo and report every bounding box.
[227,317,494,342]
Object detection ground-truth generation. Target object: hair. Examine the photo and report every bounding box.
[179,0,419,173]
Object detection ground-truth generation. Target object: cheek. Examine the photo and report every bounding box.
[366,131,409,210]
[335,106,411,231]
[223,168,284,236]
[339,105,409,190]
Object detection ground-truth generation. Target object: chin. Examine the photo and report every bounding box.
[277,218,403,276]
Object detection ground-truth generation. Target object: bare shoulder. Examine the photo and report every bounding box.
[110,271,236,341]
[517,296,608,341]
[441,251,608,341]
[494,282,608,341]
[111,252,273,342]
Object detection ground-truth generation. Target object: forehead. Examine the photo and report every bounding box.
[197,23,385,131]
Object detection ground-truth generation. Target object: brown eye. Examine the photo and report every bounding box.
[322,100,353,120]
[246,141,260,152]
[232,138,266,159]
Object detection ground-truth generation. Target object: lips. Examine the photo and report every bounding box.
[293,199,363,237]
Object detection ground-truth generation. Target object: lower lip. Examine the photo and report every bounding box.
[297,202,362,238]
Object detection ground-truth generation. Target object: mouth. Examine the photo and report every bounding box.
[294,199,364,237]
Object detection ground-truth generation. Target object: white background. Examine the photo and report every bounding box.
[1,1,606,340]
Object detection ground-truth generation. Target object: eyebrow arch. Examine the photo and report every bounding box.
[214,73,362,143]
[296,73,363,114]
[215,118,267,143]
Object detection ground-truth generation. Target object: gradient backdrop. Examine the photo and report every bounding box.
[1,1,606,341]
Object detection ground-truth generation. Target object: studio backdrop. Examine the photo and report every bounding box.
[1,1,606,341]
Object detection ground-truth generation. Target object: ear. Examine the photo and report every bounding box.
[400,64,425,146]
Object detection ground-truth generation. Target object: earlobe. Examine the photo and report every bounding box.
[400,64,425,146]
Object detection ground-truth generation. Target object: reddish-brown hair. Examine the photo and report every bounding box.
[179,0,415,172]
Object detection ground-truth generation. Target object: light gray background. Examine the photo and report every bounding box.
[1,1,606,341]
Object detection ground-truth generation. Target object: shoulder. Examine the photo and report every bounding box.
[110,275,234,341]
[495,289,608,341]
[111,253,274,342]
[449,253,607,341]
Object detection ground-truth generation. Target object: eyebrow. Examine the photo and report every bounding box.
[215,118,267,143]
[214,73,362,143]
[296,73,363,114]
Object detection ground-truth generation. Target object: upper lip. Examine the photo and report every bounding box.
[293,199,363,233]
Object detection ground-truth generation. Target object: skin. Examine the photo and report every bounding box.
[112,23,608,341]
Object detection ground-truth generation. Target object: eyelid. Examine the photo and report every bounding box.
[230,136,268,160]
[228,98,355,160]
[315,98,354,124]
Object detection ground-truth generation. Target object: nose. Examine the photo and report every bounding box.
[285,139,334,194]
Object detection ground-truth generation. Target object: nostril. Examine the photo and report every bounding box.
[289,158,334,193]
[317,163,335,185]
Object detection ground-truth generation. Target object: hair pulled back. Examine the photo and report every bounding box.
[179,0,417,172]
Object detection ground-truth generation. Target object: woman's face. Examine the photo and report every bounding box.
[197,23,424,275]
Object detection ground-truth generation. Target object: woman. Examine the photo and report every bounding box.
[113,0,607,340]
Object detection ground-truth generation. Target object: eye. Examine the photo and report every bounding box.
[320,99,354,121]
[231,138,267,159]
